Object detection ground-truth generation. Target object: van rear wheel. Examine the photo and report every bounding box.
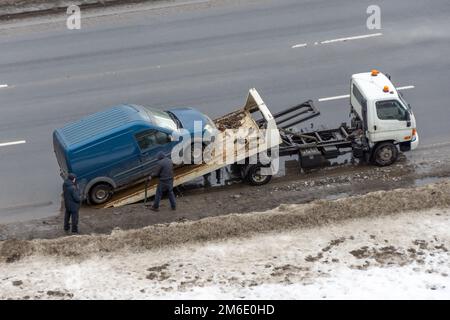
[372,142,398,166]
[89,183,113,205]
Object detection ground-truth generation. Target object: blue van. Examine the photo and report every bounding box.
[53,104,216,204]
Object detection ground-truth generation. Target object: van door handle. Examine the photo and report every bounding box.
[373,125,377,131]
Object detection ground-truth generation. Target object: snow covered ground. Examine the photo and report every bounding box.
[1,207,449,299]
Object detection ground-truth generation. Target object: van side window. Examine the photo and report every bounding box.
[135,130,170,151]
[376,100,408,121]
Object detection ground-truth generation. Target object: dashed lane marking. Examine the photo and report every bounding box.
[0,140,26,147]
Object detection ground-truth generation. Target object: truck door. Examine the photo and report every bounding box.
[134,129,176,178]
[361,99,368,132]
[370,99,412,143]
[351,83,368,131]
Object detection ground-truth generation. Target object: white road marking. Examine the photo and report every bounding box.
[0,140,26,147]
[291,43,308,49]
[292,33,382,49]
[318,94,350,102]
[320,32,383,44]
[396,85,415,91]
[318,85,415,102]
[0,84,8,89]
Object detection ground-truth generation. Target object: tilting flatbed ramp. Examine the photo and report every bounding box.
[100,89,280,208]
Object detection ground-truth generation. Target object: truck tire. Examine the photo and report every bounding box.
[245,164,272,186]
[89,183,113,205]
[372,142,398,166]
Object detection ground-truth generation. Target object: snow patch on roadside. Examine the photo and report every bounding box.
[1,207,449,299]
[157,259,450,299]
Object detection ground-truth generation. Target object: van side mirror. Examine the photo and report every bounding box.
[406,112,411,127]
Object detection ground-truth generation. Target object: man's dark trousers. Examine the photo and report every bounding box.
[64,210,79,232]
[153,179,176,209]
[63,176,81,233]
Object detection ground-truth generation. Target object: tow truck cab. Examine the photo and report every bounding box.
[350,70,419,165]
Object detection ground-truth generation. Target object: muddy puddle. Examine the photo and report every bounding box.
[414,176,448,187]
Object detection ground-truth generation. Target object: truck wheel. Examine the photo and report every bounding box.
[89,183,113,205]
[372,142,398,166]
[245,164,272,186]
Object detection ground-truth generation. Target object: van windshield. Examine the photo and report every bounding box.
[143,107,177,131]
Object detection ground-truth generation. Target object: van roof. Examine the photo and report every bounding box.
[352,72,399,101]
[56,104,147,148]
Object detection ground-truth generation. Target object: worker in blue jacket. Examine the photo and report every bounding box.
[149,152,176,211]
[63,173,81,233]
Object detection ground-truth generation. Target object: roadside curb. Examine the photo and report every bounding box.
[0,0,155,21]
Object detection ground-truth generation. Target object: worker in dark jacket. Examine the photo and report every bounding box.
[150,152,176,211]
[63,173,81,233]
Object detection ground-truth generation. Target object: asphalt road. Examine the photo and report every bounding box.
[0,0,449,223]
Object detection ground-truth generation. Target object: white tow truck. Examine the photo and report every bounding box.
[279,70,419,168]
[99,70,419,208]
[350,70,419,163]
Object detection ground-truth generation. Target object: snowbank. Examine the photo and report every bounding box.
[1,207,449,299]
[1,181,450,264]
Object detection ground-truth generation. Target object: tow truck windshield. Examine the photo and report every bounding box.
[399,92,412,111]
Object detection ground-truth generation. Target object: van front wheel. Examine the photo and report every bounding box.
[372,142,398,166]
[89,183,113,205]
[245,164,272,186]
